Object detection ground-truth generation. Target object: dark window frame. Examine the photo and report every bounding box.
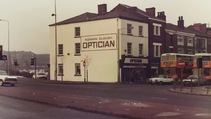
[58,64,63,76]
[139,44,143,55]
[58,44,63,55]
[127,24,132,35]
[75,27,80,37]
[75,63,81,76]
[75,43,81,56]
[127,42,132,54]
[139,26,143,36]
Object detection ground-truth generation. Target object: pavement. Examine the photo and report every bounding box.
[0,78,211,119]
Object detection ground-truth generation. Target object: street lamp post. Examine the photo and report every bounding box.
[52,0,58,81]
[0,19,10,75]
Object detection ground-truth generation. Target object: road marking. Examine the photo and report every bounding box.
[195,113,211,117]
[156,112,182,117]
[122,102,150,107]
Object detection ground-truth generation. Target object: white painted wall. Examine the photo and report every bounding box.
[50,18,119,82]
[119,20,148,57]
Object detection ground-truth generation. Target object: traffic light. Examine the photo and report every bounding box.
[31,58,35,65]
[197,58,203,68]
[14,59,18,66]
[0,45,2,60]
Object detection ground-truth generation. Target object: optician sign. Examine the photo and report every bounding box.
[81,34,117,51]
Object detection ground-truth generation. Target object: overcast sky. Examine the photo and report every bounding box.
[0,0,210,54]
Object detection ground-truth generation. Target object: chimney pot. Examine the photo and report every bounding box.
[178,16,184,28]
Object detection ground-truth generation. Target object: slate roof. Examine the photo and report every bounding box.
[166,23,193,34]
[50,4,164,26]
[166,23,211,38]
[112,4,164,21]
[49,12,98,26]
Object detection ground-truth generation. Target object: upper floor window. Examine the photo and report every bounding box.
[153,23,161,36]
[169,35,173,45]
[187,49,193,54]
[75,43,81,55]
[177,48,184,54]
[169,48,174,53]
[202,39,205,49]
[75,27,80,37]
[196,38,205,49]
[187,37,193,46]
[139,44,143,55]
[177,35,184,46]
[153,43,161,57]
[127,42,132,55]
[139,26,143,36]
[58,44,63,55]
[127,24,132,35]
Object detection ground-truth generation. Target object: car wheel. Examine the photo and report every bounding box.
[159,81,163,85]
[0,80,4,86]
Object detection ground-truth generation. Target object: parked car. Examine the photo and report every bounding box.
[182,75,206,86]
[33,72,47,79]
[148,75,174,85]
[0,70,17,86]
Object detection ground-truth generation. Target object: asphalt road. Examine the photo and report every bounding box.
[0,95,125,119]
[17,79,211,110]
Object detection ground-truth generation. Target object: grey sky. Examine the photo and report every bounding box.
[0,0,210,54]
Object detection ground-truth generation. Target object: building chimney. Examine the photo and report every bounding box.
[178,16,184,28]
[146,7,155,16]
[192,23,207,32]
[157,11,166,21]
[98,4,107,15]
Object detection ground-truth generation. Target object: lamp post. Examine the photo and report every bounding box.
[52,0,58,81]
[0,19,10,75]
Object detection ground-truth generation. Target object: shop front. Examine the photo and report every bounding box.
[121,55,148,83]
[148,57,161,78]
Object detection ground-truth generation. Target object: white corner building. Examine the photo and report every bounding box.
[49,4,149,83]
